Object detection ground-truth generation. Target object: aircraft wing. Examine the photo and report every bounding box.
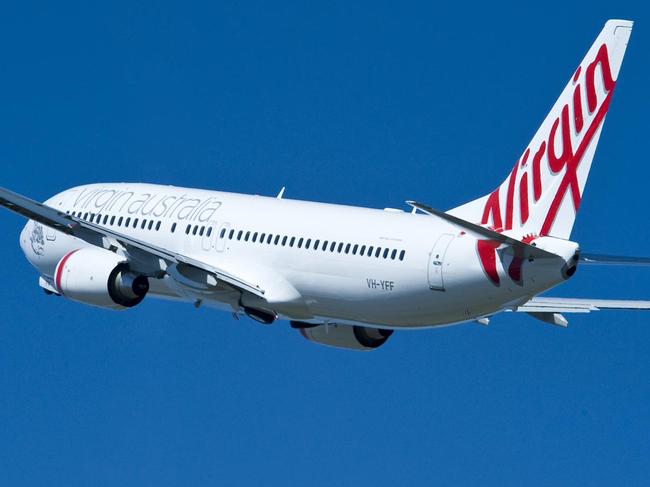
[0,186,265,298]
[516,296,650,313]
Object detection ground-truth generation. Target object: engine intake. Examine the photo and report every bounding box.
[291,322,393,351]
[54,246,149,310]
[108,266,150,307]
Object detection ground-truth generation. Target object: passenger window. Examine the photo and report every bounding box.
[171,223,177,233]
[344,243,351,254]
[103,215,109,225]
[306,239,311,249]
[84,212,89,220]
[289,237,295,247]
[330,242,336,252]
[156,221,161,231]
[391,249,397,260]
[375,247,381,258]
[314,239,320,250]
[399,250,406,261]
[368,246,374,257]
[199,226,205,236]
[237,231,243,240]
[228,229,234,239]
[383,248,389,259]
[207,227,213,237]
[352,244,358,255]
[337,243,343,253]
[149,221,155,231]
[110,216,116,225]
[220,228,226,238]
[125,217,131,227]
[192,225,198,235]
[252,232,258,242]
[186,224,191,234]
[297,238,303,248]
[274,235,280,245]
[360,245,366,256]
[118,217,123,226]
[281,236,287,246]
[133,218,139,228]
[141,220,147,229]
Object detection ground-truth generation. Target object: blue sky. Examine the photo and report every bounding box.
[1,1,649,486]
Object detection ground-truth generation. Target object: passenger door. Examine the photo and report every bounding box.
[428,233,454,291]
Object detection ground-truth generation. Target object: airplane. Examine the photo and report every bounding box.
[1,19,649,351]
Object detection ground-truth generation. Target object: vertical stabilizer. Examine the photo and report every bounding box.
[450,20,633,239]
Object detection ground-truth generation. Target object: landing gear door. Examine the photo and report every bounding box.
[428,233,454,291]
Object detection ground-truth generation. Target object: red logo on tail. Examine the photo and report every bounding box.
[478,44,616,285]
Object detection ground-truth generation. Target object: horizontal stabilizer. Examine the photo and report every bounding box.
[516,296,650,313]
[406,200,558,259]
[580,253,650,266]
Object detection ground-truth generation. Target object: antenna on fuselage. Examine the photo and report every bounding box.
[276,186,286,199]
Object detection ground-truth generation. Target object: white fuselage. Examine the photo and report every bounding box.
[20,183,577,328]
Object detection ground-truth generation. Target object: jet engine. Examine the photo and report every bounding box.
[291,322,393,351]
[54,246,149,310]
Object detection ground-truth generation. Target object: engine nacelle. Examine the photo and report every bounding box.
[54,247,149,310]
[292,322,393,351]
